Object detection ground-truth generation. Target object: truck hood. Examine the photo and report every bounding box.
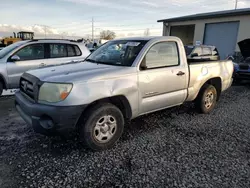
[27,61,134,83]
[238,39,250,59]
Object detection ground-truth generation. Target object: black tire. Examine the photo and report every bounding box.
[195,84,217,114]
[79,103,124,151]
[0,82,3,96]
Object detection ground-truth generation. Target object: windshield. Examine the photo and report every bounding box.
[86,40,148,66]
[0,41,27,59]
[184,45,194,55]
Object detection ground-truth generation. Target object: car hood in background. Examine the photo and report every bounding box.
[238,39,250,59]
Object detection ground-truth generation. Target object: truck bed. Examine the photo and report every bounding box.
[186,60,233,101]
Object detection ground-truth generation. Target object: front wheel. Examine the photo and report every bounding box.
[195,84,217,114]
[79,103,124,151]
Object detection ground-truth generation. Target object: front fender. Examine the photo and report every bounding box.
[54,74,139,117]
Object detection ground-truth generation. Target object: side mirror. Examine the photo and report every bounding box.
[11,55,20,61]
[191,53,198,57]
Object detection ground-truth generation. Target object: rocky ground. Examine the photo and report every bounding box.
[0,84,250,188]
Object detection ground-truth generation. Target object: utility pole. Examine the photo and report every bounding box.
[144,28,150,36]
[92,17,94,41]
[235,0,238,9]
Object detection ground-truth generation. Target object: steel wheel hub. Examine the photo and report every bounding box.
[93,115,117,143]
[204,91,214,109]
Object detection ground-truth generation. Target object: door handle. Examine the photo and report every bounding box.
[176,71,185,76]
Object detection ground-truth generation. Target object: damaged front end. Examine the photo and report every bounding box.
[233,39,250,81]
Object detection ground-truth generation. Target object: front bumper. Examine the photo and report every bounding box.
[15,91,86,136]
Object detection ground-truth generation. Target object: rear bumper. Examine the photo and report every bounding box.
[15,92,86,136]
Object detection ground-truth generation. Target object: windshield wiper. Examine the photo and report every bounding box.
[86,58,127,66]
[86,58,97,63]
[86,58,110,65]
[86,58,104,65]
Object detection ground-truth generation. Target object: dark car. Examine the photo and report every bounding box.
[185,45,220,63]
[233,39,250,82]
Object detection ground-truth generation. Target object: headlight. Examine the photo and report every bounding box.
[38,83,73,103]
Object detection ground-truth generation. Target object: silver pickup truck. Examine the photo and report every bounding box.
[15,36,233,150]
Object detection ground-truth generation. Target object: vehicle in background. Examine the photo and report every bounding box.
[1,31,34,47]
[0,39,90,96]
[232,39,250,82]
[15,36,233,150]
[185,45,220,62]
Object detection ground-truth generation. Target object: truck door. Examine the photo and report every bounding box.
[6,43,46,88]
[138,41,188,115]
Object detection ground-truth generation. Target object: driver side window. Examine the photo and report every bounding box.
[15,44,44,61]
[142,42,179,69]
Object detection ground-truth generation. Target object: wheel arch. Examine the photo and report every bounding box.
[196,77,222,101]
[76,95,132,129]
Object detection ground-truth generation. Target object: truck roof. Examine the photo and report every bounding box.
[185,44,216,48]
[113,36,180,41]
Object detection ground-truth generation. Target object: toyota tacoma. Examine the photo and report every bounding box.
[15,37,233,150]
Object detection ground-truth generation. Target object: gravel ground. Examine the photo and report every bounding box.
[1,84,250,188]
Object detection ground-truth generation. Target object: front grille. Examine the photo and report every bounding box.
[19,73,42,102]
[239,64,249,70]
[20,78,35,99]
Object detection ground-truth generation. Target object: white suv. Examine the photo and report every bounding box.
[0,39,90,96]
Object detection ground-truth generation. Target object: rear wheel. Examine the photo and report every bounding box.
[195,84,217,114]
[0,82,3,96]
[79,103,124,151]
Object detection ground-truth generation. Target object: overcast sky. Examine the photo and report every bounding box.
[1,0,250,39]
